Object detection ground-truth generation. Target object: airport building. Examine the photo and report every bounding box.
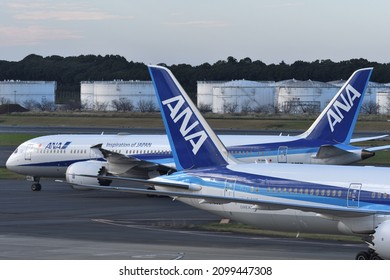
[80,80,157,111]
[0,80,56,108]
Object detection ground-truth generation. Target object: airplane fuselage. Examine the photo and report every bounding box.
[6,133,366,178]
[153,163,390,235]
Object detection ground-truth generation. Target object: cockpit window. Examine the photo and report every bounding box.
[13,148,18,154]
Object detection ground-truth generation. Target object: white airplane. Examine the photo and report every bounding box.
[69,65,390,260]
[6,67,390,191]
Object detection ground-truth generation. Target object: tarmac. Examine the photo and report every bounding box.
[0,178,366,260]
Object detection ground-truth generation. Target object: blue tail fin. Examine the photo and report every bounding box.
[148,65,235,171]
[301,68,373,144]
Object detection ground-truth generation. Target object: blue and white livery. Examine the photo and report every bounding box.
[71,65,390,260]
[6,67,390,191]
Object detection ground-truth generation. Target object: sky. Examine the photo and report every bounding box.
[0,0,389,66]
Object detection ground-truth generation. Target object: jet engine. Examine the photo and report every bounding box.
[369,219,390,259]
[66,160,112,190]
[356,219,390,260]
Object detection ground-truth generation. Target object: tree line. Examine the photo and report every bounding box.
[1,54,390,102]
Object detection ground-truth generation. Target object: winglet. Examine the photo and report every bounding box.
[148,65,236,170]
[301,68,373,144]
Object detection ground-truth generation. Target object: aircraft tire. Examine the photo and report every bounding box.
[355,251,370,260]
[31,183,42,191]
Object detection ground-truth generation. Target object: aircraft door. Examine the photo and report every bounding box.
[224,179,236,198]
[24,144,34,160]
[277,146,288,163]
[347,183,362,208]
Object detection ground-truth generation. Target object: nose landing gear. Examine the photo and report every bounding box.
[27,176,42,191]
[31,183,42,191]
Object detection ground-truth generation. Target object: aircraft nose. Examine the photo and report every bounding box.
[6,155,15,170]
[5,150,19,171]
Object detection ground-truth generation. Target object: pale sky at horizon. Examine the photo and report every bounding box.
[0,0,389,65]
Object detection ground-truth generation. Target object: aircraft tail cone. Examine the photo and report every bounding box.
[361,149,375,160]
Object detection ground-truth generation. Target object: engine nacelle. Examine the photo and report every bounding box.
[66,160,112,190]
[370,219,390,259]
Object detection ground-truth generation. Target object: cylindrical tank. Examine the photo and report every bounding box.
[0,81,56,106]
[80,82,94,110]
[276,79,338,114]
[197,81,224,111]
[377,91,390,114]
[80,81,155,111]
[212,80,276,113]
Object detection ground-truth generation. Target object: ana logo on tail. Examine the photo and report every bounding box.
[162,95,208,155]
[326,84,361,132]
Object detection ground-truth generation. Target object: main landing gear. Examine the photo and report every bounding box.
[355,249,382,260]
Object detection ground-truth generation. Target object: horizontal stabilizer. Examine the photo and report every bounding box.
[365,145,390,152]
[350,134,389,143]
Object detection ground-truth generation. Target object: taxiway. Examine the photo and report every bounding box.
[0,179,366,259]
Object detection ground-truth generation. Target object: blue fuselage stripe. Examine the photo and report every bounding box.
[164,166,390,210]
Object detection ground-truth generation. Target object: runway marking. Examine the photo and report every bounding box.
[131,252,185,260]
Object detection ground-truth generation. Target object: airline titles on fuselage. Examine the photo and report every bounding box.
[44,141,71,150]
[105,142,153,148]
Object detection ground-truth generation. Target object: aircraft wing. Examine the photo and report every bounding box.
[91,144,175,176]
[350,134,389,143]
[73,174,387,218]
